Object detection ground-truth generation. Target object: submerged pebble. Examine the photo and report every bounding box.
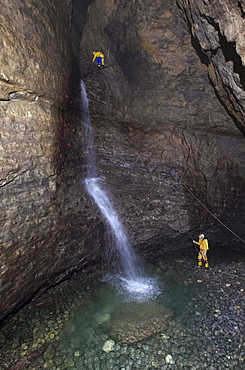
[102,339,115,353]
[0,256,244,369]
[165,354,175,364]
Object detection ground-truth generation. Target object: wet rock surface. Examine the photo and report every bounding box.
[0,246,244,369]
[1,0,245,326]
[92,116,245,248]
[81,0,241,134]
[80,0,245,247]
[0,0,105,324]
[107,302,174,344]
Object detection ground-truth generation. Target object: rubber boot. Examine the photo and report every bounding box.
[197,259,202,267]
[204,261,209,269]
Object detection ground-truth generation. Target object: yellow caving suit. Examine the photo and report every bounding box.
[194,238,209,268]
[92,51,105,66]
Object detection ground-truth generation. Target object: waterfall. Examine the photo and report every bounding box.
[84,177,143,280]
[81,80,161,301]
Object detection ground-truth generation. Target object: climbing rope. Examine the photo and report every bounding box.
[187,230,198,253]
[138,184,166,216]
[139,178,245,245]
[211,267,245,281]
[175,173,245,245]
[81,64,115,79]
[139,178,245,281]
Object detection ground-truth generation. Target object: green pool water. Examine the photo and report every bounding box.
[1,256,244,369]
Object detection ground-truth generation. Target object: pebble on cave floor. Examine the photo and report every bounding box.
[0,249,244,370]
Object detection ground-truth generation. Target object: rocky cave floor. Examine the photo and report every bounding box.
[0,244,244,370]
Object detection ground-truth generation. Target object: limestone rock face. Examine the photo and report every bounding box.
[1,0,245,325]
[177,0,245,136]
[0,0,72,101]
[0,0,105,324]
[80,0,245,248]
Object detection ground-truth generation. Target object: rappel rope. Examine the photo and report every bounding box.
[175,173,245,245]
[139,179,245,245]
[187,230,198,253]
[138,180,245,281]
[81,64,115,79]
[213,268,245,281]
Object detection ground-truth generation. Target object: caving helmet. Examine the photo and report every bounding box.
[199,234,204,239]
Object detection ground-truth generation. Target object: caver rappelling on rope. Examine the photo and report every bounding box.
[92,51,105,67]
[81,51,114,79]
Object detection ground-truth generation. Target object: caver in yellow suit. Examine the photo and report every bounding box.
[193,234,209,268]
[92,51,105,67]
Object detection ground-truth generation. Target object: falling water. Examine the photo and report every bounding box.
[85,178,143,280]
[81,80,161,301]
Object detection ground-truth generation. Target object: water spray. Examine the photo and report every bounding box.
[81,80,161,300]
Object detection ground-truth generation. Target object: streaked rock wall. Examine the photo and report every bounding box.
[0,0,105,324]
[177,0,245,136]
[80,0,245,248]
[1,0,245,325]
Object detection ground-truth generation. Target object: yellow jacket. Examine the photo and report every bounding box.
[92,52,104,64]
[194,238,209,252]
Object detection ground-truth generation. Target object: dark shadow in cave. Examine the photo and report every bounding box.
[71,0,94,58]
[219,36,245,90]
[67,57,82,108]
[191,35,210,66]
[205,16,245,91]
[190,15,245,136]
[209,76,245,136]
[238,0,245,18]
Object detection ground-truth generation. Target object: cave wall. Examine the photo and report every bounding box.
[80,0,245,248]
[1,0,245,325]
[177,0,245,136]
[0,0,106,325]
